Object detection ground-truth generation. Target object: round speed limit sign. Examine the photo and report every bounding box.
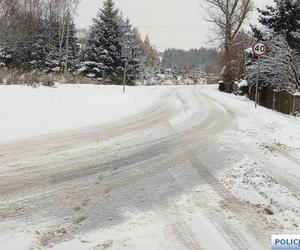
[252,41,267,57]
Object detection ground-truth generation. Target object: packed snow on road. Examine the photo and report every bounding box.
[0,84,299,250]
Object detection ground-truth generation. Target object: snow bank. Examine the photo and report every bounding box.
[0,84,169,143]
[202,85,300,232]
[237,79,247,88]
[201,85,300,152]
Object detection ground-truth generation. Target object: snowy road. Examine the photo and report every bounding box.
[0,85,300,250]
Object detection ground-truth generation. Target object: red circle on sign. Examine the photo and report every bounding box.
[252,41,267,57]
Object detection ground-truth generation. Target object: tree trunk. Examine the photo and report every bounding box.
[64,11,70,75]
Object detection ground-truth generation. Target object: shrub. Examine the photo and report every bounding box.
[218,80,225,92]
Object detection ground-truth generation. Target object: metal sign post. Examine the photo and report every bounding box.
[121,32,132,94]
[252,41,267,108]
[255,59,261,108]
[123,57,128,93]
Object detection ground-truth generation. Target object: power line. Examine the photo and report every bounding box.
[137,25,205,29]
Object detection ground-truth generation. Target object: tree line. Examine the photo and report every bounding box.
[0,0,80,73]
[0,0,160,84]
[161,48,222,73]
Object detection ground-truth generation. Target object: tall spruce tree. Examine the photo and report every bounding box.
[143,35,160,69]
[45,16,79,73]
[120,18,144,83]
[253,0,300,51]
[63,15,80,72]
[80,0,124,81]
[128,27,144,82]
[29,21,49,71]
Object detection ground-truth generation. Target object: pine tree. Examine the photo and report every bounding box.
[119,18,144,83]
[80,0,124,81]
[46,15,79,73]
[29,21,49,71]
[0,43,12,67]
[63,15,80,73]
[254,0,300,51]
[128,27,144,82]
[143,35,160,69]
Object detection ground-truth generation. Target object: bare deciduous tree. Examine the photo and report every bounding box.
[51,0,79,74]
[0,0,79,72]
[204,0,253,89]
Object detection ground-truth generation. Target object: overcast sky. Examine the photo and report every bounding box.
[76,0,274,51]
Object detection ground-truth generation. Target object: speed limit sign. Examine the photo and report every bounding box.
[252,41,267,57]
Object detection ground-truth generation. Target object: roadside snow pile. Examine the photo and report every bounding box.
[200,85,300,232]
[0,84,169,143]
[221,158,300,230]
[237,80,247,88]
[201,85,300,158]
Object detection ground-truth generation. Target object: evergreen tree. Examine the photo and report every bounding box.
[120,19,144,82]
[46,15,79,73]
[80,0,124,81]
[129,27,144,81]
[254,0,300,51]
[0,43,12,67]
[143,35,160,69]
[63,15,80,72]
[29,21,49,71]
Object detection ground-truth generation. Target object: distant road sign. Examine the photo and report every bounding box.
[252,41,267,57]
[121,47,132,59]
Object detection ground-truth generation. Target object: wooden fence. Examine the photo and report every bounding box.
[248,87,300,114]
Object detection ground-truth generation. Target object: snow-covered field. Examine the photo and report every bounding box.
[0,84,169,143]
[0,84,299,250]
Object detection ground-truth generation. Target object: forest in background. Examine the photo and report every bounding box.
[161,48,222,74]
[0,0,160,85]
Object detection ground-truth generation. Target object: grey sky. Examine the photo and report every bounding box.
[76,0,274,50]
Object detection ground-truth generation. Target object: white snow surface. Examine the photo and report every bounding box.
[1,84,299,250]
[0,233,34,250]
[0,84,169,143]
[201,85,300,161]
[202,85,300,232]
[237,79,247,88]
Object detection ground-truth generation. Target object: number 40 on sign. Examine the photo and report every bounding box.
[252,41,267,57]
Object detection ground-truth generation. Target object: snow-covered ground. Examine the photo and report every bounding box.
[201,86,300,155]
[0,84,299,250]
[0,84,170,143]
[201,86,300,235]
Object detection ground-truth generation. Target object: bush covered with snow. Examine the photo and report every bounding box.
[218,81,225,92]
[246,35,299,93]
[142,74,202,86]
